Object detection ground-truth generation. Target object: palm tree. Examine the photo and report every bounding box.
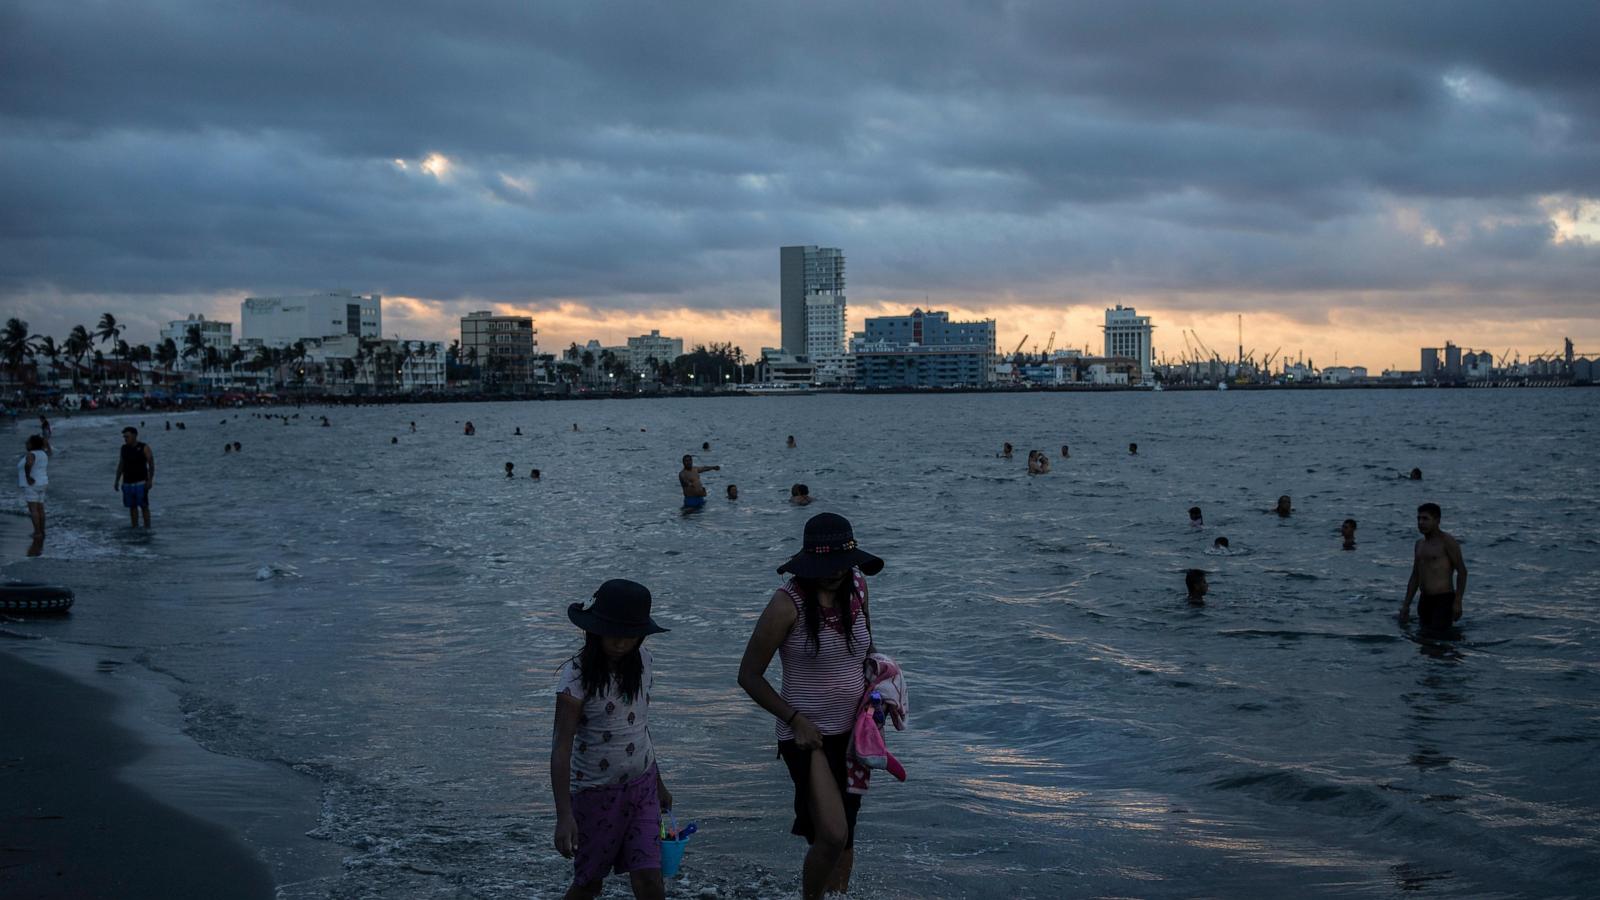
[1,318,40,385]
[128,343,152,387]
[182,324,206,377]
[203,345,221,388]
[226,345,244,388]
[64,325,93,391]
[36,336,62,385]
[156,338,179,386]
[96,313,124,384]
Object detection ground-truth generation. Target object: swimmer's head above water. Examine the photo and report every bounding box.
[1188,506,1203,525]
[1185,568,1208,604]
[1275,495,1292,517]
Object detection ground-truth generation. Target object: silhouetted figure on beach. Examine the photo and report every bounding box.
[1274,495,1292,518]
[114,426,154,528]
[1400,502,1467,630]
[1186,569,1208,606]
[1341,518,1358,550]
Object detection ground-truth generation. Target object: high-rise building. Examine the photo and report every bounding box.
[853,308,996,388]
[780,246,845,357]
[805,294,851,384]
[460,311,539,384]
[241,290,381,348]
[1102,305,1154,382]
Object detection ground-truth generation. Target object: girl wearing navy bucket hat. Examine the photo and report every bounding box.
[738,513,884,899]
[552,580,673,899]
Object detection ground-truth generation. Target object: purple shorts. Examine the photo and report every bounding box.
[571,762,661,885]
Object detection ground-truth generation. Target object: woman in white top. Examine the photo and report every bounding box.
[19,433,49,537]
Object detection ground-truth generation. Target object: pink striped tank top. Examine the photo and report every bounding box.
[776,569,870,740]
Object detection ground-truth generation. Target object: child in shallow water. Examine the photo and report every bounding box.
[552,580,672,900]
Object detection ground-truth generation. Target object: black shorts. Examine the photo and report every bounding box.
[778,732,861,849]
[1418,592,1456,631]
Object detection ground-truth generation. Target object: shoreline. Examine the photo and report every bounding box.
[0,646,281,899]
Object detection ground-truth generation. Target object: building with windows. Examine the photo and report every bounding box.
[159,315,233,367]
[804,293,852,384]
[459,311,539,385]
[852,308,996,388]
[780,245,846,358]
[1101,305,1154,383]
[625,330,683,374]
[240,290,381,348]
[756,348,817,386]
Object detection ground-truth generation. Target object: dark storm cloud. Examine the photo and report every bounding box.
[1,0,1597,335]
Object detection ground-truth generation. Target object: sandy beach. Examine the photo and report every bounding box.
[0,648,277,899]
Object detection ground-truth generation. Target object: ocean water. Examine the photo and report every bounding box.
[4,390,1599,899]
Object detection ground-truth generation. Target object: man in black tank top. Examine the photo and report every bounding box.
[114,426,155,527]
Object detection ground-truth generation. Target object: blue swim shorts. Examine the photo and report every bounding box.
[122,482,149,509]
[682,495,705,509]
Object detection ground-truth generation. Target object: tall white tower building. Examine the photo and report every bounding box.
[1102,305,1154,382]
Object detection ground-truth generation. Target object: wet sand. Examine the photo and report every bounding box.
[0,649,276,899]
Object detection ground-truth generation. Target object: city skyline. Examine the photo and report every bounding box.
[4,2,1598,371]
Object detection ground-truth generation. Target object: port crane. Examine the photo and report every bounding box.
[1010,334,1028,357]
[1041,331,1055,357]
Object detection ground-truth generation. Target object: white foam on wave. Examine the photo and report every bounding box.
[255,562,300,580]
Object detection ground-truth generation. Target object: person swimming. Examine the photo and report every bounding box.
[1274,495,1292,518]
[1189,506,1204,527]
[679,455,718,509]
[786,435,797,449]
[1212,536,1230,552]
[1060,444,1069,458]
[726,484,738,500]
[515,427,523,436]
[1001,442,1013,459]
[1185,569,1208,606]
[391,436,398,444]
[1128,442,1138,455]
[1409,468,1422,480]
[223,443,231,454]
[1341,518,1357,550]
[530,468,541,480]
[464,421,476,436]
[789,483,812,505]
[505,462,515,478]
[702,441,711,451]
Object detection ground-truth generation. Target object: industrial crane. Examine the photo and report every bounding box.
[1042,331,1055,357]
[1010,333,1029,357]
[1261,347,1282,372]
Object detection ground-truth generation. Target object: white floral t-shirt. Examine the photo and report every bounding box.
[555,647,656,789]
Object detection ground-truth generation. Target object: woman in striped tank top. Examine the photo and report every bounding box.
[739,513,884,900]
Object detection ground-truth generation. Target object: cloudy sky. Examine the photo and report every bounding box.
[3,0,1598,369]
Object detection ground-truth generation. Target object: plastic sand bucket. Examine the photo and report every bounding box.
[659,835,691,877]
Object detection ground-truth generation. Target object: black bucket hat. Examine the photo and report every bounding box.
[567,579,669,638]
[777,512,885,579]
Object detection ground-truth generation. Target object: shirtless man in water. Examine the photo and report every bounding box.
[679,455,719,509]
[1399,502,1467,630]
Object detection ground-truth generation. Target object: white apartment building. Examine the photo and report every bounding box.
[241,291,382,348]
[159,315,233,369]
[805,294,852,384]
[306,336,446,392]
[1102,305,1154,383]
[626,330,684,373]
